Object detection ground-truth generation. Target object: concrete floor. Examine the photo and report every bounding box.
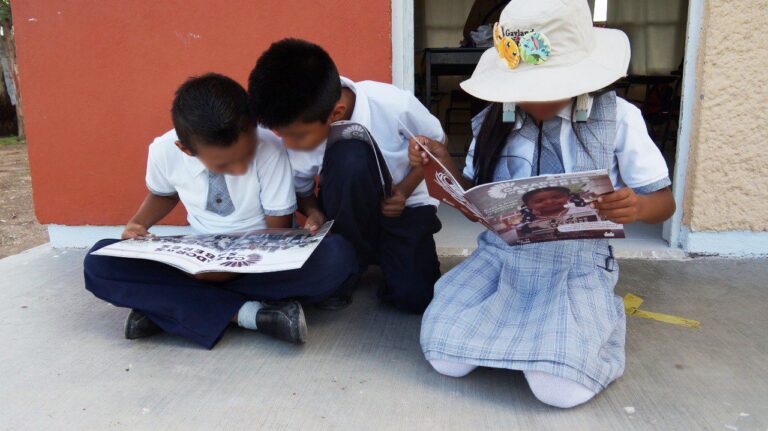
[1,246,767,430]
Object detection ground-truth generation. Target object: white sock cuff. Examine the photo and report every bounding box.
[236,301,263,330]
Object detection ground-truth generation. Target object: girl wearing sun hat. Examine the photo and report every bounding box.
[411,0,676,408]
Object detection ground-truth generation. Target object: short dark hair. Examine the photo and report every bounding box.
[171,73,250,153]
[248,39,341,129]
[522,187,571,205]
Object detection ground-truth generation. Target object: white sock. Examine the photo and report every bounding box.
[236,301,263,330]
[429,359,478,378]
[524,370,597,408]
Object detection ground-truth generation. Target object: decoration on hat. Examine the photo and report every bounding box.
[518,32,551,65]
[493,23,520,69]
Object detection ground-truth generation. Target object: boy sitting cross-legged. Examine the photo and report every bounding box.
[248,39,446,313]
[83,73,359,349]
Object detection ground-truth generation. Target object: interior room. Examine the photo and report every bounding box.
[414,0,690,254]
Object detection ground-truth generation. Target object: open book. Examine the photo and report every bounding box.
[91,222,334,274]
[418,143,625,245]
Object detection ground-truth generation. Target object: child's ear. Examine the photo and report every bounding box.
[327,101,348,123]
[174,140,195,157]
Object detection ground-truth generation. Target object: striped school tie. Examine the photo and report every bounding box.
[205,172,235,216]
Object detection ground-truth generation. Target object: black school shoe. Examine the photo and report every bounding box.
[314,294,353,311]
[313,273,361,311]
[256,301,307,344]
[124,309,163,340]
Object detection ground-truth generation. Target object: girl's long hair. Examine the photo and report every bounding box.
[472,93,605,185]
[473,103,514,185]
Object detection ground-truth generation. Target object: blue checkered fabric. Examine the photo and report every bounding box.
[420,92,627,393]
[205,172,235,217]
[518,116,565,176]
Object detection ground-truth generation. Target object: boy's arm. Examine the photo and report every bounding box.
[383,95,448,218]
[297,194,326,234]
[408,137,474,190]
[265,215,293,229]
[381,166,423,218]
[122,193,179,239]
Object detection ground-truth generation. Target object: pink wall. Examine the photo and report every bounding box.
[14,0,392,225]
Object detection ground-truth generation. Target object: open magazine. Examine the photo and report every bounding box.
[417,143,625,245]
[91,222,334,274]
[326,120,392,197]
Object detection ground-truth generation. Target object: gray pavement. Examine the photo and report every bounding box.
[1,245,766,430]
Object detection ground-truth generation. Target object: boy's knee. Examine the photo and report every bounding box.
[314,235,359,278]
[324,139,376,179]
[83,239,121,284]
[89,238,121,254]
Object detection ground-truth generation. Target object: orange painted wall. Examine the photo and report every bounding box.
[14,1,392,225]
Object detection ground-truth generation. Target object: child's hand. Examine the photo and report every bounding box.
[304,209,327,235]
[593,188,642,224]
[408,137,449,168]
[381,188,407,218]
[121,222,151,240]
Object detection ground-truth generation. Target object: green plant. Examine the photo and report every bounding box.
[0,1,10,26]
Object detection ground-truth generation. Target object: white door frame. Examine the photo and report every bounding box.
[664,0,703,249]
[391,0,415,93]
[390,0,704,250]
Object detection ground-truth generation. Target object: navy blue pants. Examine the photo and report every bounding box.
[83,235,358,349]
[319,139,442,313]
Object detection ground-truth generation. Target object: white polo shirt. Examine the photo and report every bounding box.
[145,127,297,234]
[463,96,671,194]
[287,76,446,207]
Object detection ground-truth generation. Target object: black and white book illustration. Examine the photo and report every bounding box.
[91,222,334,274]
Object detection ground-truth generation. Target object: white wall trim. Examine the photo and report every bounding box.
[391,0,414,92]
[48,225,194,248]
[681,228,768,257]
[665,0,704,248]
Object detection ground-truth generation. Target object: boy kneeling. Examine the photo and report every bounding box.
[83,74,359,349]
[248,40,445,313]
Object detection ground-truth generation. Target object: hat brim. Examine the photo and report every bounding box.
[460,28,630,102]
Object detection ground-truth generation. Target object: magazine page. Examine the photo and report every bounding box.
[200,221,334,273]
[415,141,489,226]
[463,170,625,245]
[90,232,242,274]
[327,121,392,197]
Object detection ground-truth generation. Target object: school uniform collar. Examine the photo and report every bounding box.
[340,76,372,130]
[181,147,208,176]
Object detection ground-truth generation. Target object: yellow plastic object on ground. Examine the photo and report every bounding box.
[624,293,701,328]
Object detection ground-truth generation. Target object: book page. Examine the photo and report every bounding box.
[200,221,334,273]
[90,233,242,274]
[415,141,488,224]
[463,170,624,245]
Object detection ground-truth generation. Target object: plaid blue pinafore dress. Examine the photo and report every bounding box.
[420,92,626,393]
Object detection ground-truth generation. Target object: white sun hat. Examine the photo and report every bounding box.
[460,0,630,103]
